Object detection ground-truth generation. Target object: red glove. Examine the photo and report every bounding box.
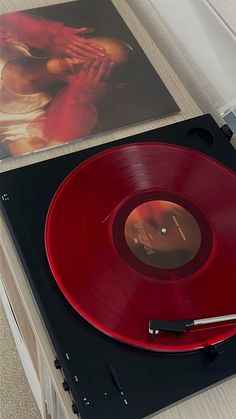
[66,57,114,103]
[49,27,106,60]
[41,57,113,143]
[0,12,105,60]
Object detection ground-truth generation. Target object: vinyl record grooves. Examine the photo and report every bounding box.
[45,142,236,352]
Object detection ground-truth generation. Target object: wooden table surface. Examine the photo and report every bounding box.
[1,1,235,418]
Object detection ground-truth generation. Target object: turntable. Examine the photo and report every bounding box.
[1,114,236,419]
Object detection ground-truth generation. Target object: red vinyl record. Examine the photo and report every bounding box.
[45,143,236,352]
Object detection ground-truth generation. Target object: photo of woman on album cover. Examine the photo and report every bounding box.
[0,0,179,159]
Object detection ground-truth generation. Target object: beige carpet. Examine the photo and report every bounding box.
[0,301,41,419]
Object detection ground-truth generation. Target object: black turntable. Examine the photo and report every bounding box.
[1,114,236,419]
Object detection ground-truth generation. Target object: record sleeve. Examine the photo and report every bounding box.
[0,0,179,161]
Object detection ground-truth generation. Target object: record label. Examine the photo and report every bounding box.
[124,200,201,269]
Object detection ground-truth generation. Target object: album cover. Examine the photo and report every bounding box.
[0,0,179,160]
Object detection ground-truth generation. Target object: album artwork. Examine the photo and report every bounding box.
[0,0,179,160]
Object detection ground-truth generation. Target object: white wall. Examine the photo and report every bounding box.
[128,0,236,128]
[150,0,236,110]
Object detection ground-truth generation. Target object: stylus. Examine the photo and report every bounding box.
[149,314,236,334]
